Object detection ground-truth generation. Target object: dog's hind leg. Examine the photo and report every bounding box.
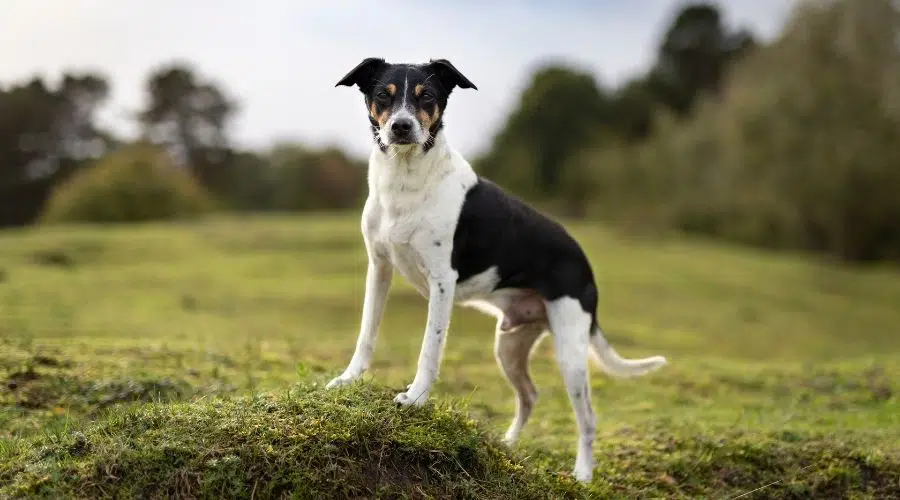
[545,296,596,483]
[494,320,545,445]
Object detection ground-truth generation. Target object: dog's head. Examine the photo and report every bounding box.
[336,58,477,152]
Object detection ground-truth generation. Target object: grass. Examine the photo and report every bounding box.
[1,213,899,498]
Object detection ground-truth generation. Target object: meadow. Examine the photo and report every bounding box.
[1,214,898,498]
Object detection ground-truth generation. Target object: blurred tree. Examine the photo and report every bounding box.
[0,72,112,226]
[220,150,277,211]
[56,74,111,162]
[648,2,757,115]
[609,78,657,141]
[476,65,612,196]
[266,142,366,212]
[136,62,237,194]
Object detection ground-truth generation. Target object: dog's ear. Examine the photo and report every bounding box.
[426,59,478,92]
[335,58,387,90]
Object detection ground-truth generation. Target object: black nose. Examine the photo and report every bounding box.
[391,118,413,136]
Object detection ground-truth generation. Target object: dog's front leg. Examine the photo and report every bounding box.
[394,271,456,407]
[326,255,393,389]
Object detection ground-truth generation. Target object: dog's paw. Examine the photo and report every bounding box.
[325,372,359,390]
[502,430,520,447]
[393,388,429,407]
[573,458,594,483]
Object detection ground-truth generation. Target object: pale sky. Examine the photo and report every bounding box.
[0,0,797,159]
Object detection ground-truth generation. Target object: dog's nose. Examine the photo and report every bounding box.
[391,118,413,136]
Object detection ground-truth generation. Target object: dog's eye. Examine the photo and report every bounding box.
[375,91,390,101]
[420,91,435,103]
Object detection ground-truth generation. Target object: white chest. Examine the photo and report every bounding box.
[363,144,477,298]
[371,208,433,296]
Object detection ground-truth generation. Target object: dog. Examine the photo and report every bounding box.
[326,57,668,483]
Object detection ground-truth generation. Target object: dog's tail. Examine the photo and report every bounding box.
[588,324,667,378]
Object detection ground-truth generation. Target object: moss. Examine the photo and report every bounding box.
[3,382,899,499]
[2,383,582,499]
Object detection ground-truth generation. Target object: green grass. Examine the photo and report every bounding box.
[1,213,899,498]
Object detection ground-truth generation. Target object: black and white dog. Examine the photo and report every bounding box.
[327,57,667,482]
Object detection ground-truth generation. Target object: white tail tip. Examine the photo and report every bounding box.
[590,329,668,378]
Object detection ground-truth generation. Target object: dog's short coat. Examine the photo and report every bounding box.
[326,57,668,483]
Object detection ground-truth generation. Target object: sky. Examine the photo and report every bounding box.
[0,0,797,160]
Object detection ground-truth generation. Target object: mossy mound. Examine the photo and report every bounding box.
[2,381,898,499]
[1,383,580,499]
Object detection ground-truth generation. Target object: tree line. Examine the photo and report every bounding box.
[0,62,367,227]
[476,0,900,263]
[2,0,898,264]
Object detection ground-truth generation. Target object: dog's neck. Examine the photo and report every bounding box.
[368,130,455,204]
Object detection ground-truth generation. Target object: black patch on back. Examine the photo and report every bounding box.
[450,178,599,332]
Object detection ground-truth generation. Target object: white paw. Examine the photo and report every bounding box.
[573,460,594,483]
[325,371,360,389]
[503,430,520,447]
[393,387,429,407]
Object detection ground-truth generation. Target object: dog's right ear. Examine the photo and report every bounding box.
[335,58,387,90]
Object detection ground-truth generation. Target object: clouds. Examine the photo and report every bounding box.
[0,0,797,159]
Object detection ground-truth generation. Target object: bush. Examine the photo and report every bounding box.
[266,143,367,212]
[40,143,217,224]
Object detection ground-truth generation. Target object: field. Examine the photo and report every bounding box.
[1,214,899,498]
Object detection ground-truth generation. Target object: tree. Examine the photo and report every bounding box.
[648,3,757,116]
[137,62,237,192]
[265,142,367,212]
[476,65,612,196]
[0,72,111,227]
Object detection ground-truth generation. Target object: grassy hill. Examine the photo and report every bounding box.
[1,214,898,498]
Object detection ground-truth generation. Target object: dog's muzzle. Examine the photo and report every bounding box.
[389,117,415,144]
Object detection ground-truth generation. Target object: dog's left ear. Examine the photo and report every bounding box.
[426,59,478,92]
[335,57,387,91]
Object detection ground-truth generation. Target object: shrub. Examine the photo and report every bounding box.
[40,143,217,224]
[266,143,367,212]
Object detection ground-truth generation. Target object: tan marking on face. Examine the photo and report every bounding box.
[386,84,397,96]
[370,101,390,127]
[414,84,424,97]
[417,107,441,132]
[376,110,390,127]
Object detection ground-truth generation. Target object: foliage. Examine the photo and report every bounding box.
[649,2,757,115]
[39,143,217,224]
[136,62,241,203]
[0,73,113,226]
[476,65,613,198]
[0,215,898,498]
[573,0,900,263]
[266,142,368,212]
[2,0,898,266]
[476,2,760,203]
